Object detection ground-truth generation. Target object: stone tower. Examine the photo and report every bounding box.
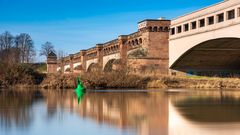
[127,18,170,75]
[46,51,57,73]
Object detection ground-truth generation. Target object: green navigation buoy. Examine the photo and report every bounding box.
[75,76,85,104]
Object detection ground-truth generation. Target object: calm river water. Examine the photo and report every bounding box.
[1,89,240,135]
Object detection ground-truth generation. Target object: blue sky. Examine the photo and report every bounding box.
[0,0,221,62]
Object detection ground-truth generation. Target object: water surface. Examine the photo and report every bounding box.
[1,89,240,135]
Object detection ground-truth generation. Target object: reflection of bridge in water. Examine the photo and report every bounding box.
[44,91,169,135]
[2,90,240,135]
[44,90,240,135]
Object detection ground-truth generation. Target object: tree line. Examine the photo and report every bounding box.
[0,31,62,65]
[0,31,35,64]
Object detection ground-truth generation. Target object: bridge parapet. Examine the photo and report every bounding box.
[138,19,170,33]
[170,0,240,40]
[102,39,119,56]
[127,32,143,51]
[72,52,81,63]
[85,47,98,60]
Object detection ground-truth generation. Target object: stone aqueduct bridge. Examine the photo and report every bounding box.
[170,0,240,75]
[47,19,170,74]
[48,0,240,75]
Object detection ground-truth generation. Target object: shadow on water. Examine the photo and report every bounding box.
[171,91,240,123]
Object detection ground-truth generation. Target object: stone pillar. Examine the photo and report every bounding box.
[96,44,103,70]
[80,50,87,72]
[118,35,128,66]
[69,54,74,73]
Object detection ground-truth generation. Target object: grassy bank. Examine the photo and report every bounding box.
[40,71,240,90]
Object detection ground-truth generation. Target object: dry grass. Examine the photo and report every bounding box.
[0,63,45,88]
[26,70,240,90]
[41,70,152,89]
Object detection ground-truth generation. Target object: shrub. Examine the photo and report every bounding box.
[0,63,45,87]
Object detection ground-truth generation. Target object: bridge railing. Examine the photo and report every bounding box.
[170,0,240,40]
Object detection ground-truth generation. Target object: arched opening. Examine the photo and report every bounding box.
[148,26,153,32]
[159,27,163,32]
[135,39,139,45]
[139,38,143,44]
[87,63,98,72]
[65,67,71,72]
[132,40,135,46]
[171,38,240,77]
[128,41,131,46]
[74,65,83,71]
[164,27,169,32]
[153,26,158,32]
[103,59,121,72]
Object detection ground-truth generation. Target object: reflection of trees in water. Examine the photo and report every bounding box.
[0,90,43,129]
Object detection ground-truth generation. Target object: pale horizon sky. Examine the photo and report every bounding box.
[0,0,222,62]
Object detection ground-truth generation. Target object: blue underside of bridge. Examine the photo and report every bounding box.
[171,38,240,76]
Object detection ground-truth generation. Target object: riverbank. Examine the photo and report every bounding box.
[1,64,240,90]
[0,63,45,89]
[40,72,240,90]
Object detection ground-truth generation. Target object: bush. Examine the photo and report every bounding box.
[0,63,45,87]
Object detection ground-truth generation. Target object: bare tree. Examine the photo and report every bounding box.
[57,50,68,60]
[15,33,35,63]
[0,31,17,64]
[39,42,55,58]
[0,31,14,51]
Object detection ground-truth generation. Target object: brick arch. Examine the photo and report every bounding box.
[87,63,98,72]
[103,59,121,72]
[159,27,163,32]
[148,26,153,32]
[139,38,143,44]
[164,27,169,32]
[132,40,135,46]
[135,39,139,45]
[153,26,158,32]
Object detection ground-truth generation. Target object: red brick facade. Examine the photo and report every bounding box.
[47,19,170,75]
